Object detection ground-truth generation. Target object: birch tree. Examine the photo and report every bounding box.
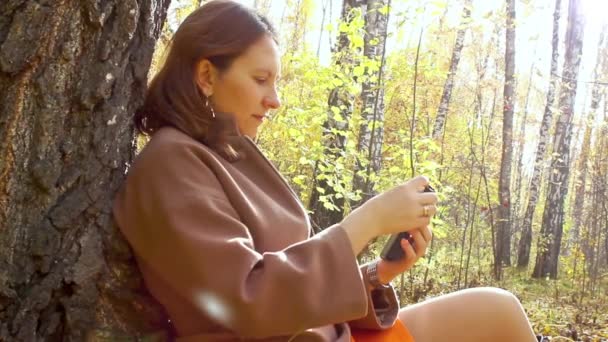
[571,27,607,246]
[533,0,586,279]
[517,0,562,268]
[496,0,517,272]
[431,0,472,139]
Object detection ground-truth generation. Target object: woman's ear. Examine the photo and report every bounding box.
[195,59,217,97]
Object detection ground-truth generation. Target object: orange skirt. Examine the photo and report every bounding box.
[350,319,415,342]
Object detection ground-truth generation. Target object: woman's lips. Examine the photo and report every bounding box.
[252,114,266,122]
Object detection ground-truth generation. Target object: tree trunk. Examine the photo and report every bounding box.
[431,0,472,139]
[286,0,311,55]
[309,0,364,230]
[517,0,562,268]
[511,60,535,245]
[570,27,607,250]
[351,0,390,208]
[471,26,500,279]
[496,0,516,272]
[587,83,608,286]
[533,0,585,279]
[602,102,608,270]
[0,0,171,340]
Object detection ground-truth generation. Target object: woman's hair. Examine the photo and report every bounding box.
[135,0,277,159]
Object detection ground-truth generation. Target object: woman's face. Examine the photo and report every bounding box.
[201,34,281,138]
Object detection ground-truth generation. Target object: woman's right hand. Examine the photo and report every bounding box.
[341,175,438,255]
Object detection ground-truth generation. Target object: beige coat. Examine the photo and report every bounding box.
[113,126,399,341]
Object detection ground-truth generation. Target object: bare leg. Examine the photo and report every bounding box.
[398,287,537,342]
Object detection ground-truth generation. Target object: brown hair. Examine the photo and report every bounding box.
[135,0,277,159]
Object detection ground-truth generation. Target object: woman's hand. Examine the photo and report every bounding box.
[341,175,438,256]
[344,176,438,235]
[377,225,433,284]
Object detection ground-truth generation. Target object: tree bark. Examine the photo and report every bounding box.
[0,0,171,340]
[533,0,585,279]
[431,0,472,139]
[517,0,562,268]
[351,0,390,208]
[496,0,516,272]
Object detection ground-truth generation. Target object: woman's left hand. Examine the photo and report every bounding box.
[376,225,433,284]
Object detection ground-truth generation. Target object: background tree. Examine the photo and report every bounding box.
[572,25,608,296]
[285,0,314,54]
[510,58,535,250]
[351,0,390,208]
[517,0,562,269]
[570,26,607,250]
[533,0,586,279]
[495,0,517,275]
[309,0,365,230]
[431,0,472,139]
[587,101,608,293]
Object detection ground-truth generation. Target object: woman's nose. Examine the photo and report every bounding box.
[263,94,281,109]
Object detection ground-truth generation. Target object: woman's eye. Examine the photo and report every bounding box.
[254,77,267,84]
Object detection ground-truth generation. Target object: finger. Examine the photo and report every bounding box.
[407,231,416,245]
[412,175,430,191]
[419,192,439,205]
[410,230,428,258]
[418,204,437,218]
[401,238,417,261]
[414,216,432,227]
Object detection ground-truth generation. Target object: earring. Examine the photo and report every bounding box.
[205,96,216,119]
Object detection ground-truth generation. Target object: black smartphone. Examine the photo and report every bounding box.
[380,185,435,261]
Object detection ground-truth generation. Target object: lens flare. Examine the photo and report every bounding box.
[196,291,233,326]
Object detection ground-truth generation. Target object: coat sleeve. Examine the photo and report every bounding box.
[113,139,369,339]
[347,263,400,330]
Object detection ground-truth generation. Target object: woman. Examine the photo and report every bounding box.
[113,1,540,341]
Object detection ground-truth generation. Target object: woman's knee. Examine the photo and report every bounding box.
[470,286,518,299]
[398,287,531,342]
[479,287,521,304]
[400,287,523,321]
[467,287,524,317]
